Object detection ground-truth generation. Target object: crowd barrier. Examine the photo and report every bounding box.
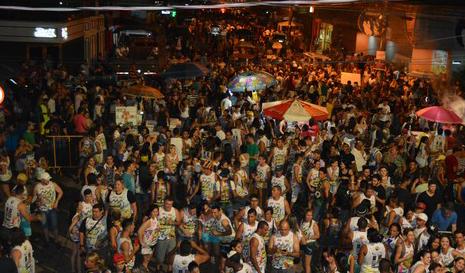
[46,135,83,170]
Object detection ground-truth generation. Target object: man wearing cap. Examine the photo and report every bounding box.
[215,168,236,218]
[197,160,218,203]
[32,172,63,244]
[414,212,430,252]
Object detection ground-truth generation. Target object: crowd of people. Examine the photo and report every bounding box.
[1,10,465,273]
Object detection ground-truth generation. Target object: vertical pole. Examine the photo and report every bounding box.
[52,137,57,169]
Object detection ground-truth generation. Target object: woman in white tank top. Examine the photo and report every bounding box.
[11,239,35,273]
[438,235,455,267]
[395,228,415,273]
[409,250,431,273]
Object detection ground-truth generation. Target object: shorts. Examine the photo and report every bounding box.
[256,181,267,189]
[220,243,231,256]
[155,238,176,263]
[40,209,58,231]
[302,242,317,256]
[20,219,32,237]
[141,245,154,255]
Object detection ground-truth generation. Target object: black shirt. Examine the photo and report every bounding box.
[0,257,18,273]
[340,151,355,169]
[417,191,443,218]
[395,187,413,211]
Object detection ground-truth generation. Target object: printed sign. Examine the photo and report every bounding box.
[115,106,142,125]
[340,72,361,85]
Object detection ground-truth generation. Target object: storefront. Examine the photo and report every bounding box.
[0,15,105,63]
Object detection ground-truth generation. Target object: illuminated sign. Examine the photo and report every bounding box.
[0,86,4,105]
[61,27,68,39]
[161,10,171,15]
[34,27,57,38]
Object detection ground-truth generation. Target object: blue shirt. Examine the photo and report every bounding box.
[431,209,457,231]
[122,172,135,194]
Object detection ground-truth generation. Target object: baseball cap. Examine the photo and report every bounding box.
[17,173,28,182]
[40,172,52,181]
[113,253,125,264]
[416,213,428,222]
[416,202,426,210]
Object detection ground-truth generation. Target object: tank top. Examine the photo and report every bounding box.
[400,242,414,268]
[272,147,286,169]
[154,182,168,207]
[13,240,35,273]
[80,202,93,221]
[153,152,165,174]
[158,207,176,240]
[271,175,286,192]
[143,217,159,247]
[35,182,56,211]
[109,189,132,220]
[200,172,217,201]
[409,261,429,273]
[3,196,21,228]
[352,230,369,259]
[362,242,386,270]
[272,232,295,269]
[235,170,249,197]
[349,217,361,231]
[181,208,197,238]
[242,221,258,261]
[456,245,465,256]
[301,220,316,243]
[249,233,267,272]
[267,196,286,224]
[439,247,454,266]
[214,213,235,243]
[256,164,270,184]
[84,216,107,250]
[173,254,195,273]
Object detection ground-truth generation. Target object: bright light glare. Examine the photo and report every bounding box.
[34,27,56,38]
[61,27,68,39]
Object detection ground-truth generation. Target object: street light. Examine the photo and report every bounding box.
[309,6,314,13]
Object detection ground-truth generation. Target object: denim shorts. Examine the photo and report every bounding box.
[40,209,58,231]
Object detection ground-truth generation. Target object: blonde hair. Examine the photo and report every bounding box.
[86,252,106,270]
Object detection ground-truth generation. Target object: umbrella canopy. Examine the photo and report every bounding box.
[161,62,208,79]
[263,99,329,122]
[272,42,283,49]
[416,106,463,124]
[228,71,277,92]
[124,85,164,99]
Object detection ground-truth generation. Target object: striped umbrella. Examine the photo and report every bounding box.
[263,99,329,122]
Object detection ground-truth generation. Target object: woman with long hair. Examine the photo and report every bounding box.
[410,250,432,273]
[137,205,160,271]
[438,235,455,267]
[394,228,415,273]
[383,223,402,259]
[301,209,320,273]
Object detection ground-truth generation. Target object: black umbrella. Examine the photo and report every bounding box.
[161,62,209,79]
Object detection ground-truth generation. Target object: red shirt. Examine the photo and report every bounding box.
[445,154,458,180]
[73,114,88,134]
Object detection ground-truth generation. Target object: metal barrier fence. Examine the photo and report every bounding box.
[46,135,83,169]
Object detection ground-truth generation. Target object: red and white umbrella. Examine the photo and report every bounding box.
[262,99,329,122]
[416,106,463,124]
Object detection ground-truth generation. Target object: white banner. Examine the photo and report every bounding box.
[340,72,361,85]
[115,106,142,125]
